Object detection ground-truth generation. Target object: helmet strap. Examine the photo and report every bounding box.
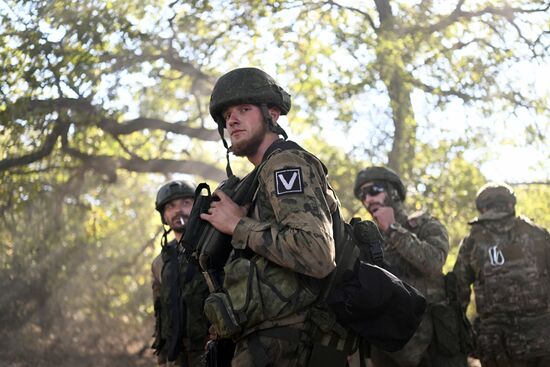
[217,122,234,177]
[260,104,287,140]
[161,225,172,247]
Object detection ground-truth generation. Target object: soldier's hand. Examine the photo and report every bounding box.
[200,190,248,235]
[208,324,220,341]
[371,206,395,233]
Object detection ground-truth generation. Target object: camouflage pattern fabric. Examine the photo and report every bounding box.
[231,147,338,277]
[225,143,339,364]
[230,326,311,367]
[151,240,210,366]
[453,215,550,363]
[370,209,463,367]
[152,254,163,300]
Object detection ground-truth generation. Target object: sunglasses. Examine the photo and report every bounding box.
[360,184,386,200]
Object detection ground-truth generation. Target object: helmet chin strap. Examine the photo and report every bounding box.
[217,122,234,178]
[161,225,172,247]
[216,103,287,179]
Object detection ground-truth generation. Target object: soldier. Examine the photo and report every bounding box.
[453,182,550,367]
[354,166,467,367]
[199,67,342,366]
[151,180,210,367]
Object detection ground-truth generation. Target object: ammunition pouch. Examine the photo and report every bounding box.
[204,256,318,339]
[204,292,242,339]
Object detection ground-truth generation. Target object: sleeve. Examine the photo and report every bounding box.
[452,235,476,311]
[151,254,163,300]
[387,218,449,278]
[231,150,336,279]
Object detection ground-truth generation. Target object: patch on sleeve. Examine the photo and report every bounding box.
[274,167,304,196]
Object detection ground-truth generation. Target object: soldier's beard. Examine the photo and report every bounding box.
[230,123,268,157]
[171,215,188,233]
[173,226,185,234]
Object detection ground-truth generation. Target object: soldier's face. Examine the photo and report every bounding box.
[360,182,390,214]
[224,104,269,157]
[163,197,194,233]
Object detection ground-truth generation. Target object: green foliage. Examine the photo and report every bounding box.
[1,1,549,364]
[0,166,161,350]
[515,184,550,229]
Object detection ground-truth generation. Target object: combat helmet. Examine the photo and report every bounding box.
[354,166,406,201]
[475,182,516,213]
[209,67,291,127]
[155,180,196,223]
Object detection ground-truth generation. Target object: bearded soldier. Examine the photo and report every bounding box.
[198,67,352,367]
[354,166,468,367]
[151,180,210,366]
[453,182,550,367]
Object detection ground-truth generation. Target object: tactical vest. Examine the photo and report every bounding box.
[221,253,320,334]
[471,217,550,315]
[208,144,327,338]
[157,240,210,360]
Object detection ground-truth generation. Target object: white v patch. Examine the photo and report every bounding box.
[274,168,304,196]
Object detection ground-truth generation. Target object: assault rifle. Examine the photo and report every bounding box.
[180,170,261,367]
[180,168,261,292]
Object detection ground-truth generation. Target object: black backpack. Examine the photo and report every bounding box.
[323,209,426,352]
[183,139,426,353]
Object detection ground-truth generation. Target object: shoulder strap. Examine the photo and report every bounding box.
[317,208,358,303]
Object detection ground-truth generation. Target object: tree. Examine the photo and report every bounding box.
[249,0,550,179]
[1,1,550,363]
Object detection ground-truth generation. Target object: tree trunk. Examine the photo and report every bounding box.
[374,0,417,178]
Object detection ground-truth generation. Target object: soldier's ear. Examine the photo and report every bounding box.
[387,184,400,202]
[268,106,281,122]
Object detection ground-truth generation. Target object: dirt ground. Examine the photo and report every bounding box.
[0,328,156,367]
[0,346,156,367]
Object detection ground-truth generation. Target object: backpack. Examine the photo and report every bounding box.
[183,139,426,353]
[321,208,427,352]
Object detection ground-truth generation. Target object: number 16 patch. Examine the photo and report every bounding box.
[274,167,304,196]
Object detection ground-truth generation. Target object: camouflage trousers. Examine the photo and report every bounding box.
[480,356,550,367]
[231,327,310,367]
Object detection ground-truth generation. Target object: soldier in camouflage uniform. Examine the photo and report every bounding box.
[200,67,341,367]
[354,167,467,367]
[151,180,210,367]
[453,182,550,367]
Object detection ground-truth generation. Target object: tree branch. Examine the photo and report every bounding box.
[0,118,70,171]
[1,97,220,141]
[324,0,377,30]
[405,1,550,35]
[98,117,219,141]
[60,137,225,182]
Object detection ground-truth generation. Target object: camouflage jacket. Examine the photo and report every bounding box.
[384,209,449,303]
[151,239,210,356]
[453,215,550,359]
[372,209,449,364]
[226,140,338,334]
[454,215,550,316]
